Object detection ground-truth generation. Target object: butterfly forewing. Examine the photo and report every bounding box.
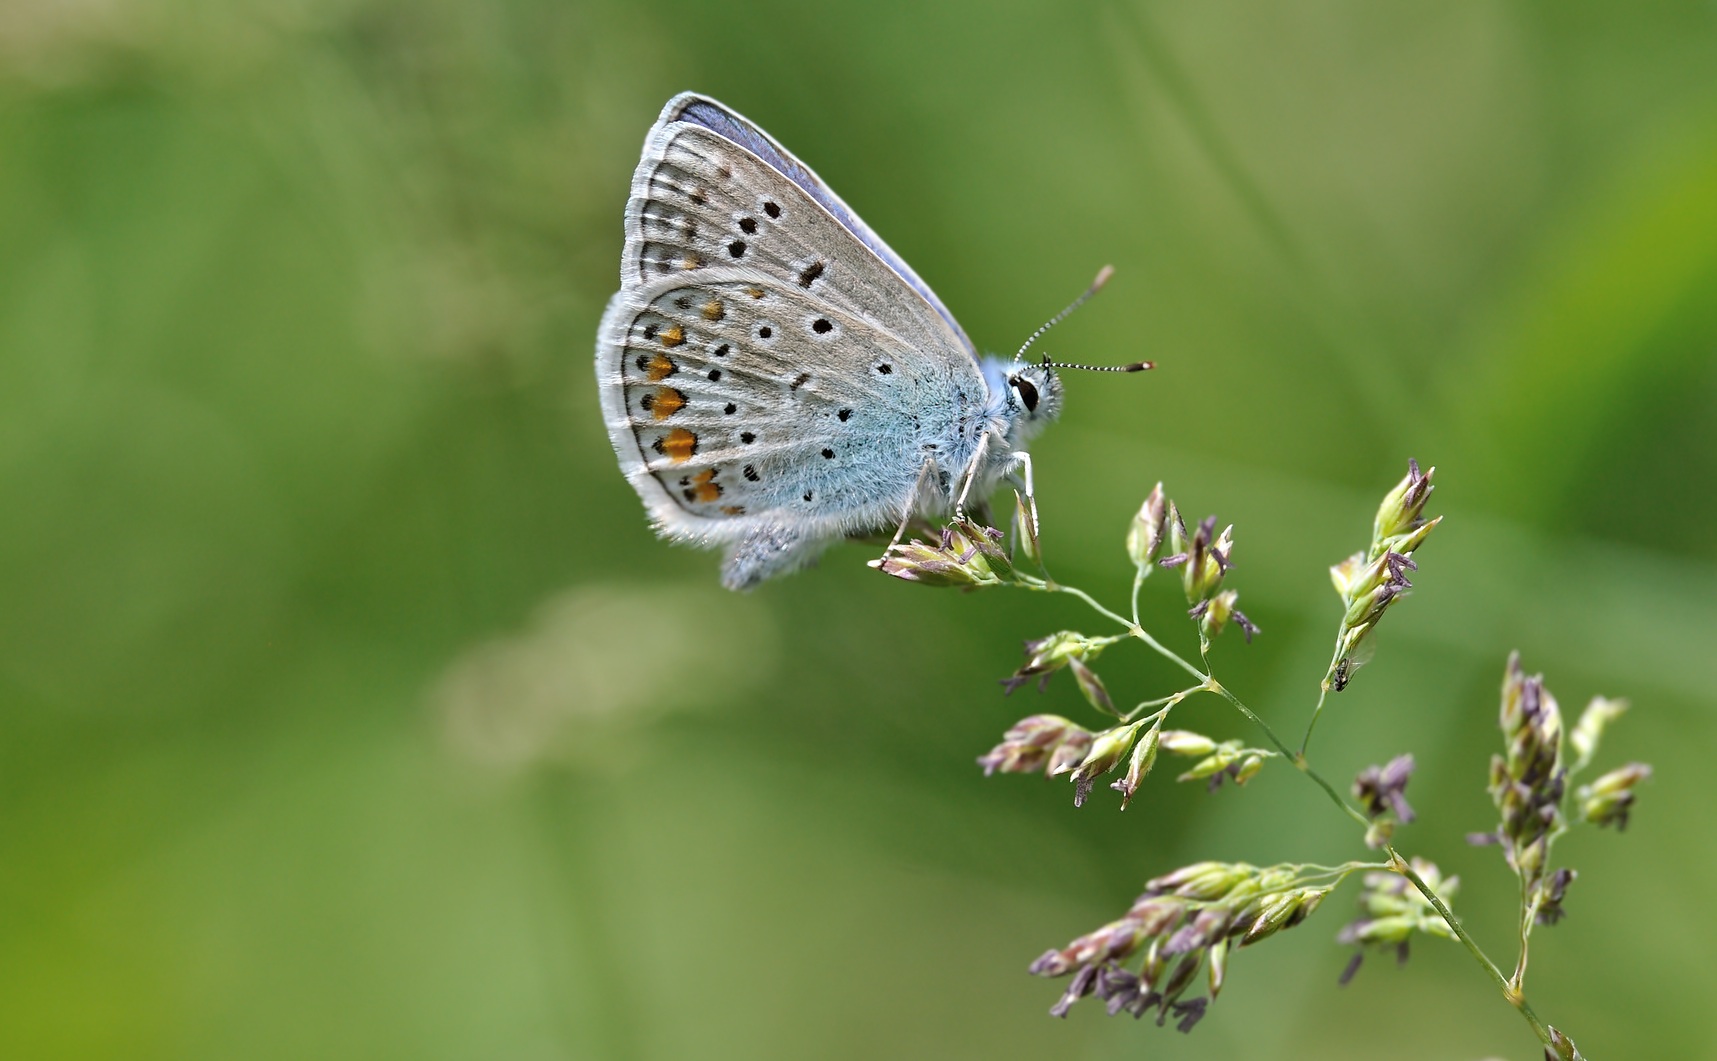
[620,95,978,369]
[604,269,980,536]
[665,96,978,357]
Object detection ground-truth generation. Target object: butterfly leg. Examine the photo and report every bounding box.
[1004,450,1041,540]
[952,432,993,522]
[875,460,940,566]
[721,523,825,590]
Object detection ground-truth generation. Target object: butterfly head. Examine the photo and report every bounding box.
[1000,265,1150,446]
[1007,362,1064,432]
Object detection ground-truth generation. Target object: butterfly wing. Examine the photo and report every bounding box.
[619,93,979,360]
[597,93,989,549]
[599,268,982,545]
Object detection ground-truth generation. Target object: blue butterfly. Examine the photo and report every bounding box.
[596,94,1142,588]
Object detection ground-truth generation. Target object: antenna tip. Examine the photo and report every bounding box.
[1124,361,1154,372]
[1092,264,1116,291]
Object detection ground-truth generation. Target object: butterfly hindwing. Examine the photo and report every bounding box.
[599,269,985,541]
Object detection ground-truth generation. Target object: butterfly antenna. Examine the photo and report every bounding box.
[1042,358,1153,372]
[1013,265,1154,373]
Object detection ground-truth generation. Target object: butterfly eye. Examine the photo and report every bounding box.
[1012,376,1040,413]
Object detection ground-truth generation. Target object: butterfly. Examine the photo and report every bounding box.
[596,93,1145,589]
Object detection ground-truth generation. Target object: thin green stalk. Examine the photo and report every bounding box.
[1204,679,1373,830]
[1016,574,1207,687]
[1388,846,1553,1048]
[1512,873,1536,993]
[1129,621,1210,686]
[1292,860,1390,879]
[1301,683,1331,757]
[1017,574,1132,630]
[1122,685,1204,723]
[1299,641,1343,757]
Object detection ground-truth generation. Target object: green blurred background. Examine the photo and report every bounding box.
[2,0,1713,1057]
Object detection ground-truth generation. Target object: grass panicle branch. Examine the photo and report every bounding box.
[873,461,1646,1059]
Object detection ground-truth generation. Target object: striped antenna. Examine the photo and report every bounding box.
[1013,266,1153,373]
[1042,358,1153,373]
[1013,265,1114,363]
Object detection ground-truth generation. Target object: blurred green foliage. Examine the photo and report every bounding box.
[1,1,1713,1057]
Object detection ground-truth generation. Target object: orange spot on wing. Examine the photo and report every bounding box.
[661,428,697,463]
[682,253,703,270]
[745,286,765,299]
[720,505,746,516]
[660,324,685,348]
[691,468,723,503]
[651,387,685,420]
[646,354,676,381]
[701,300,725,322]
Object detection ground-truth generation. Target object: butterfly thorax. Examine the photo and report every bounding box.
[920,356,1063,506]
